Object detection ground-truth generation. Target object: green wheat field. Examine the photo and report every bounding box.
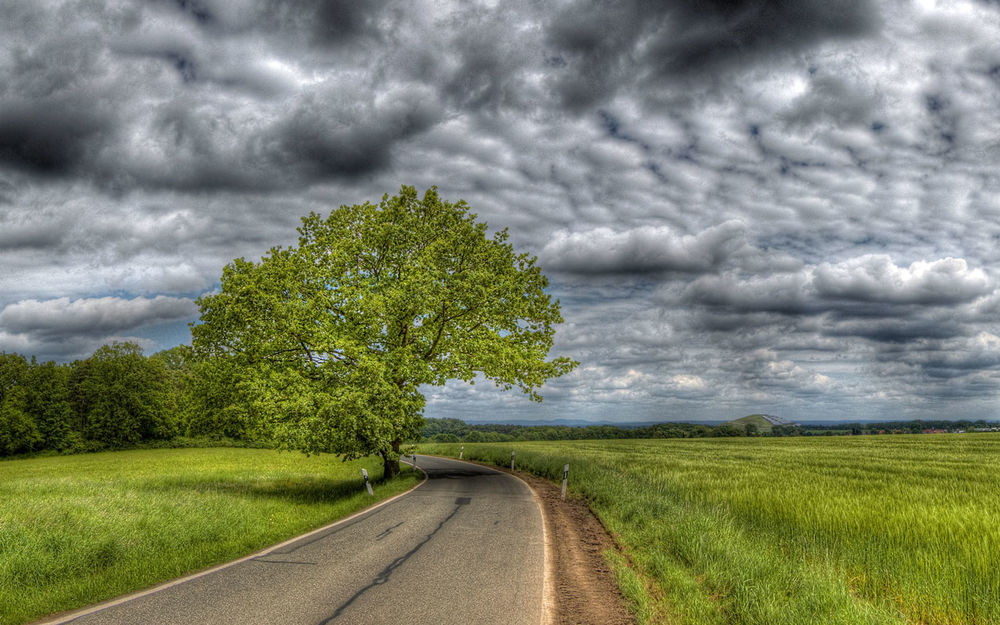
[0,448,420,625]
[422,435,1000,625]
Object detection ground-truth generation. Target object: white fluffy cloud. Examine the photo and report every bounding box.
[540,221,748,274]
[686,255,994,314]
[813,256,991,305]
[0,296,196,336]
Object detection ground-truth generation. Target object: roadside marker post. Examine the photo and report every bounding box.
[361,468,373,496]
[459,445,464,459]
[561,464,569,499]
[511,450,515,470]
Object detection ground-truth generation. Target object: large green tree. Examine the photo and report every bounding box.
[193,186,576,476]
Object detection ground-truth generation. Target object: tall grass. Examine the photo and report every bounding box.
[0,448,420,625]
[422,435,1000,625]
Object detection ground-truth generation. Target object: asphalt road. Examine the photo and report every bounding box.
[42,455,547,625]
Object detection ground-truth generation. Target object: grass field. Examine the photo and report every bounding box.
[0,448,421,625]
[422,435,1000,625]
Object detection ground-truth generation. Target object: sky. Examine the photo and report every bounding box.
[2,0,1000,423]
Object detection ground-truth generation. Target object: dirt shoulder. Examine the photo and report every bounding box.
[504,468,636,625]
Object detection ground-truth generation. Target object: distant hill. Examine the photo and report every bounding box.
[726,414,798,432]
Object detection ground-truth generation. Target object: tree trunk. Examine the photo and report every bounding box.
[382,446,400,479]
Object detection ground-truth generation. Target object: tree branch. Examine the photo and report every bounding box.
[423,301,449,361]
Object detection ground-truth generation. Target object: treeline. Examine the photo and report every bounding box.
[7,342,997,458]
[808,420,999,435]
[421,418,1000,443]
[421,417,751,442]
[0,342,254,457]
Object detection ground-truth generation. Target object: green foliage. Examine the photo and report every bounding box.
[0,353,29,404]
[0,341,279,458]
[149,345,196,430]
[76,343,175,447]
[0,389,40,456]
[709,423,744,437]
[24,361,74,450]
[192,186,576,469]
[0,342,277,458]
[0,354,39,455]
[769,424,803,436]
[183,356,253,439]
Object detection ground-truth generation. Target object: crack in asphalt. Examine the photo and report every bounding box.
[264,496,412,558]
[317,503,464,624]
[375,521,405,541]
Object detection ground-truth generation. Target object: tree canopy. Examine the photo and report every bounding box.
[192,186,577,475]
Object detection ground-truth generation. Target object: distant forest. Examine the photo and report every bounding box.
[0,343,252,457]
[2,342,998,458]
[420,417,1000,443]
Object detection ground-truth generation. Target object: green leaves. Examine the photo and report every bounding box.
[0,345,181,456]
[78,342,175,446]
[193,186,577,467]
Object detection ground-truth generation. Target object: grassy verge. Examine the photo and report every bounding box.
[421,435,1000,625]
[0,448,421,625]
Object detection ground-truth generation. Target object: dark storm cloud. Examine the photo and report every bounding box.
[147,0,393,42]
[0,213,67,251]
[15,87,444,193]
[823,317,968,344]
[546,0,880,109]
[645,0,878,76]
[0,0,445,193]
[306,0,391,46]
[273,87,443,180]
[0,97,113,177]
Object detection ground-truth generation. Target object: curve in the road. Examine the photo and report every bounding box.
[37,455,547,625]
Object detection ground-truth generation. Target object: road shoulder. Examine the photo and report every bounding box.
[516,471,636,625]
[437,456,636,625]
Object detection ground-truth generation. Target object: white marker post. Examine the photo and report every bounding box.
[510,450,515,471]
[459,445,464,459]
[361,468,373,496]
[561,464,569,499]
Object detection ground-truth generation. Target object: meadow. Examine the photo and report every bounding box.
[421,435,1000,625]
[0,448,420,625]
